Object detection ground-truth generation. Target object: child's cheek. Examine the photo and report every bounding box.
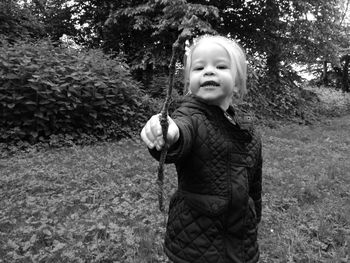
[189,85,199,94]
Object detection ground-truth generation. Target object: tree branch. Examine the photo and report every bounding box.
[340,0,350,26]
[157,29,191,212]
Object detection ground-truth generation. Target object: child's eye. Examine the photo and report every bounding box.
[217,65,228,69]
[193,66,204,71]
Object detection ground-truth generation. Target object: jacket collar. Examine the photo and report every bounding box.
[181,95,255,132]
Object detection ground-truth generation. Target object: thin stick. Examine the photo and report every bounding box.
[157,32,189,212]
[340,0,350,26]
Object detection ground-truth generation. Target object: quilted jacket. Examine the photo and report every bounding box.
[150,95,263,263]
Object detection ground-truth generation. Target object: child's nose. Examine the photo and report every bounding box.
[204,66,215,76]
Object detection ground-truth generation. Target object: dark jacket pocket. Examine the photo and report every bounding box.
[181,190,229,217]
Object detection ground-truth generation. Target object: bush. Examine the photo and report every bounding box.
[244,56,318,123]
[147,72,185,98]
[304,85,350,117]
[0,38,155,143]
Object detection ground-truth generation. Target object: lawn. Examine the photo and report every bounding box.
[1,114,349,262]
[259,116,350,262]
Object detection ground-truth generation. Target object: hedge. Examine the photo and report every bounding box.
[0,38,156,143]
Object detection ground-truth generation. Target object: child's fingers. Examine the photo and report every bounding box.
[167,117,180,144]
[141,114,163,149]
[148,114,165,150]
[141,114,179,150]
[149,114,163,137]
[140,125,155,149]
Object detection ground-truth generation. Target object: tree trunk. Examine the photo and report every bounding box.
[266,45,281,82]
[341,55,350,92]
[322,60,328,85]
[265,0,281,82]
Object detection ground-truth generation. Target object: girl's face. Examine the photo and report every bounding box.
[189,41,238,110]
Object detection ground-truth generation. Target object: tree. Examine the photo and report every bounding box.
[0,0,83,44]
[7,0,349,93]
[0,0,45,41]
[22,0,81,42]
[72,0,219,90]
[65,1,349,85]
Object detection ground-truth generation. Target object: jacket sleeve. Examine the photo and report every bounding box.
[249,139,263,224]
[148,108,195,163]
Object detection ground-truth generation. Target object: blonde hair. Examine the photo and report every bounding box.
[183,35,247,100]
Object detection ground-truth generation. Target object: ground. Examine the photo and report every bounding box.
[0,85,350,262]
[0,113,349,262]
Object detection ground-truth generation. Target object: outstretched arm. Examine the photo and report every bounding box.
[140,114,180,151]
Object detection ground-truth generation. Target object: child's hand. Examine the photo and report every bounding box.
[140,114,180,151]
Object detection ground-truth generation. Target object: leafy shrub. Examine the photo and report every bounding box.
[0,1,45,42]
[308,85,350,117]
[0,38,156,143]
[245,56,318,123]
[147,71,184,98]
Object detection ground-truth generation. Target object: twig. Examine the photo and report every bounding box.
[157,31,190,212]
[340,0,350,26]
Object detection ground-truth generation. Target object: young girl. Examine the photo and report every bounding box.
[141,35,263,263]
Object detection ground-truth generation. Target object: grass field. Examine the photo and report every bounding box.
[259,116,350,262]
[1,85,350,262]
[1,114,349,262]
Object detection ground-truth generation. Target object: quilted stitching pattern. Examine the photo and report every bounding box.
[166,195,226,263]
[161,97,262,263]
[193,115,229,195]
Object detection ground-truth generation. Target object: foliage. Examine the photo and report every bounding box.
[147,71,184,98]
[73,0,219,86]
[0,0,45,41]
[0,141,172,262]
[71,0,350,78]
[24,0,81,42]
[0,38,155,143]
[243,53,313,122]
[0,114,349,262]
[2,0,350,137]
[64,0,350,115]
[4,0,350,119]
[304,84,350,117]
[207,0,350,69]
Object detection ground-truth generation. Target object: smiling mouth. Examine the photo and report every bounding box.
[200,81,220,87]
